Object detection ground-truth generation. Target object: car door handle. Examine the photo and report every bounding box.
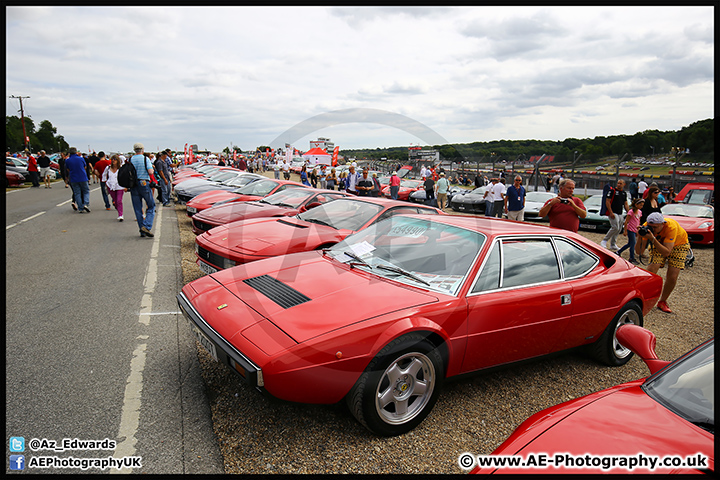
[560,294,572,305]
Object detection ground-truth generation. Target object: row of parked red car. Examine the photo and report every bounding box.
[173,162,713,473]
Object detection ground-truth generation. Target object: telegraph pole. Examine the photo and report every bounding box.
[10,95,31,151]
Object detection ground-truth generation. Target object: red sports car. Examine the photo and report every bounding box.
[191,188,349,235]
[471,325,714,474]
[179,215,663,436]
[661,203,714,245]
[382,179,424,201]
[5,170,25,187]
[187,178,307,216]
[194,197,442,273]
[183,174,265,217]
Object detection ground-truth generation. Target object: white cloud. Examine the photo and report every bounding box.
[5,6,714,152]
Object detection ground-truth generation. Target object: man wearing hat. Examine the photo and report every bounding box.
[389,171,401,200]
[635,212,690,313]
[435,171,450,210]
[129,143,156,237]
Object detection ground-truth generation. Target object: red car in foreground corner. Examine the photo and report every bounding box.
[661,203,714,245]
[179,215,662,436]
[472,325,713,474]
[194,197,442,273]
[191,188,349,235]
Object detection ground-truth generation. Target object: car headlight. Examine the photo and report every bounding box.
[698,222,713,229]
[221,257,236,269]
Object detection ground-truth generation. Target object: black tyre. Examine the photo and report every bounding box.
[346,333,444,436]
[590,301,643,366]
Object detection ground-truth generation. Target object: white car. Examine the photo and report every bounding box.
[517,191,557,220]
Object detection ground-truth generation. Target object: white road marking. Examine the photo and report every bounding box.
[113,208,163,473]
[6,211,46,230]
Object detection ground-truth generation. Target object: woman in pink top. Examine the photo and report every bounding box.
[616,198,644,263]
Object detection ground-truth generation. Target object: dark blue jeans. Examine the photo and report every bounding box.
[130,180,156,232]
[70,181,90,210]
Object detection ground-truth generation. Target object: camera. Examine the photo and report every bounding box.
[559,198,569,204]
[638,226,650,236]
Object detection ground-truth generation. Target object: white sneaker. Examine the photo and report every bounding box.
[600,240,608,248]
[118,216,124,222]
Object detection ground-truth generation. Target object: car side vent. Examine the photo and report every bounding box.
[243,275,311,309]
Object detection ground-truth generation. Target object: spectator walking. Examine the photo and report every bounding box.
[282,159,290,180]
[628,178,638,200]
[640,186,664,224]
[371,172,382,197]
[66,147,91,212]
[616,198,644,263]
[345,165,361,195]
[129,143,156,238]
[435,172,450,209]
[504,175,526,221]
[637,177,648,198]
[600,179,629,251]
[300,165,311,186]
[58,151,70,188]
[319,165,328,189]
[26,150,40,187]
[538,179,587,232]
[635,212,690,313]
[327,168,337,190]
[154,151,172,207]
[94,152,112,210]
[357,169,373,196]
[423,174,435,205]
[37,150,53,188]
[490,177,505,217]
[389,171,401,200]
[87,151,100,184]
[103,154,126,221]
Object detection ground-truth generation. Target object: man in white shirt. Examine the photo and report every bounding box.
[637,178,648,197]
[490,178,506,218]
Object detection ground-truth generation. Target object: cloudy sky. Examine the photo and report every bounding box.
[6,6,714,154]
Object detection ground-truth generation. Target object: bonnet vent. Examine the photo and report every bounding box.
[243,275,311,309]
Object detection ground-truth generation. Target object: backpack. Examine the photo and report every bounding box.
[117,161,137,189]
[599,184,615,216]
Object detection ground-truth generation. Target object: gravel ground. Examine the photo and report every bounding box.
[175,173,714,474]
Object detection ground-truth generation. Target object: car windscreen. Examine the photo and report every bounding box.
[298,199,382,231]
[261,188,314,208]
[232,179,279,196]
[662,204,714,218]
[643,340,714,433]
[526,191,556,203]
[329,216,485,295]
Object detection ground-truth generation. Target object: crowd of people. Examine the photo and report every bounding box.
[15,144,181,238]
[13,148,693,314]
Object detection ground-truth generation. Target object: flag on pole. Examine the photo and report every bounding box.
[332,146,339,167]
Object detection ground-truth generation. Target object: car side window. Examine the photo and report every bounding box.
[471,242,500,293]
[554,238,597,278]
[502,239,560,288]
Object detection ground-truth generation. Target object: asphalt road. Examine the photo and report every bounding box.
[5,182,223,474]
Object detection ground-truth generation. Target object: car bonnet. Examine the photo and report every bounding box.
[205,251,439,344]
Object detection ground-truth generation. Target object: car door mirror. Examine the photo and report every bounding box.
[616,324,672,375]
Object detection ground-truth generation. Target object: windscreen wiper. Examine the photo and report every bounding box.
[376,264,430,286]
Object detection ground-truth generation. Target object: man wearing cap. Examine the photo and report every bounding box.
[635,212,690,314]
[129,143,156,237]
[435,172,450,210]
[389,171,401,200]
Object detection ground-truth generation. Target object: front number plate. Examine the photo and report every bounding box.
[584,224,597,229]
[197,260,218,275]
[189,323,218,362]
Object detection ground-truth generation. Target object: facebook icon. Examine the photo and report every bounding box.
[10,455,25,471]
